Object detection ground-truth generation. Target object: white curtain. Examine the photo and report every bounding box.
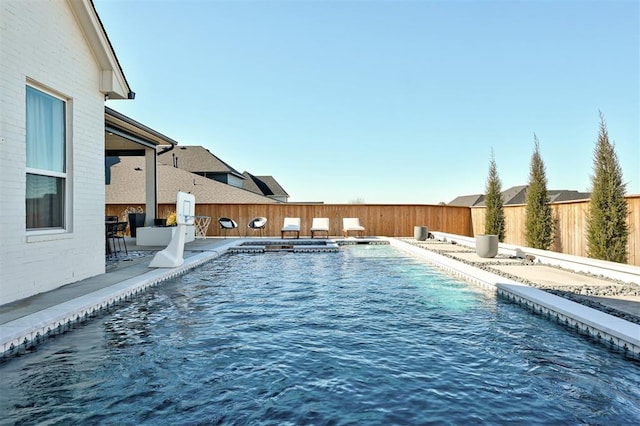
[26,86,65,173]
[25,86,65,229]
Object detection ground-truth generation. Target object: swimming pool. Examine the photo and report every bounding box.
[1,245,639,424]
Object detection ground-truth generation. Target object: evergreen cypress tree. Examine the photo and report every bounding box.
[484,150,506,242]
[587,113,629,263]
[525,135,553,249]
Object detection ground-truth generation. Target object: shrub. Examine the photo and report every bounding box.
[586,113,629,263]
[484,150,506,242]
[525,135,554,249]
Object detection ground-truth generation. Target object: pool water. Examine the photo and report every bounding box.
[1,245,639,424]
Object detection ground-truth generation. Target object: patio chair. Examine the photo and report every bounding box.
[281,217,301,239]
[107,221,128,258]
[310,217,330,238]
[218,217,240,238]
[342,217,365,238]
[248,217,268,237]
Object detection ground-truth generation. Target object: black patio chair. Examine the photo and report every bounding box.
[218,217,240,238]
[107,221,128,258]
[247,217,268,237]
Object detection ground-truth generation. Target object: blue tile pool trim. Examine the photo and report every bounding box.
[231,239,341,253]
[229,238,388,253]
[389,238,640,360]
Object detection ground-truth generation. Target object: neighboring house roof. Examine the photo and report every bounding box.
[106,157,278,204]
[158,145,244,180]
[456,185,591,207]
[242,172,290,198]
[70,0,133,99]
[448,194,484,207]
[547,190,591,203]
[500,185,529,205]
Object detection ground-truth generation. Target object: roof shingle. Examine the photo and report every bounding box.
[158,146,244,178]
[242,172,289,198]
[106,156,278,204]
[450,185,591,207]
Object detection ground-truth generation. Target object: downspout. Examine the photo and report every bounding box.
[159,144,175,155]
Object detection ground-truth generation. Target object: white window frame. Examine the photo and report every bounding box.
[25,83,72,235]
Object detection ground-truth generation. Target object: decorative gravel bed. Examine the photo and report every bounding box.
[402,239,640,325]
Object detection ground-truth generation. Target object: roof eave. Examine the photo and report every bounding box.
[67,0,133,100]
[106,107,179,147]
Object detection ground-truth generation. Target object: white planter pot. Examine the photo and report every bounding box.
[476,234,498,258]
[414,226,429,241]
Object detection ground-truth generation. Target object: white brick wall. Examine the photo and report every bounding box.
[0,1,108,304]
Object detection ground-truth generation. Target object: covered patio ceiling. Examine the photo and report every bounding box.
[105,106,178,154]
[105,107,179,222]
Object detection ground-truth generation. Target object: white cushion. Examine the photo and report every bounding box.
[343,218,364,230]
[310,218,329,230]
[282,218,300,230]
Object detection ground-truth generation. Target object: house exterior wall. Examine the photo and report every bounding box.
[203,172,243,188]
[0,1,107,304]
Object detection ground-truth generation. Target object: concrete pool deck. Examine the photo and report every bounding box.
[1,235,639,359]
[414,242,640,320]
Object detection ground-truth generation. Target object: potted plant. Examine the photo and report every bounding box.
[125,206,146,238]
[477,151,505,258]
[166,211,177,226]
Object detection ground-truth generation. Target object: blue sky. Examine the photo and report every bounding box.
[96,0,639,204]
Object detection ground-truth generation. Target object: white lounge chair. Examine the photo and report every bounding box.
[310,218,330,238]
[342,217,365,238]
[281,217,301,239]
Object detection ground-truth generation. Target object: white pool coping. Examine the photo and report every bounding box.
[388,238,640,359]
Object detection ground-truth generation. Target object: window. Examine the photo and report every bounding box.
[25,85,66,230]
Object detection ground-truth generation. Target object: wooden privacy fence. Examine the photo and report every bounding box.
[106,203,473,239]
[471,195,640,266]
[106,195,639,266]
